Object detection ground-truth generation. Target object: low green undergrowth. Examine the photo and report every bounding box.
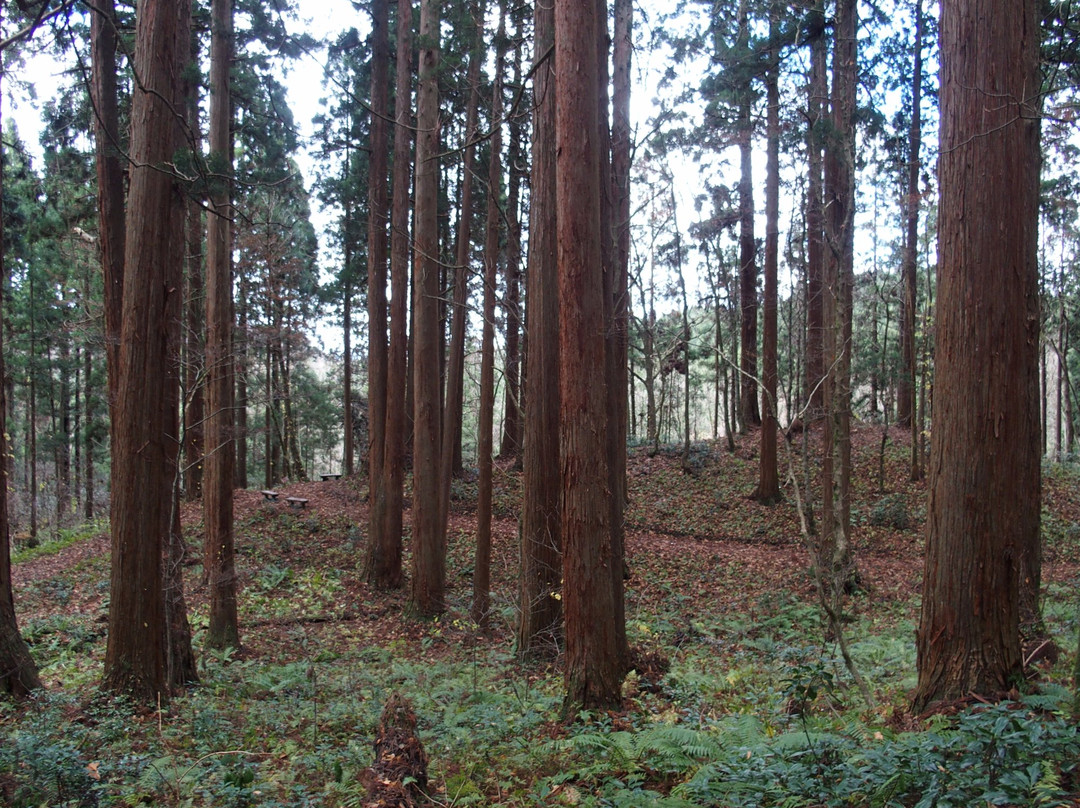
[541,691,1080,808]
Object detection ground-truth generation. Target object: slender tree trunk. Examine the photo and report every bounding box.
[82,270,94,519]
[165,476,197,687]
[204,0,239,651]
[474,4,506,627]
[670,187,691,467]
[900,0,923,482]
[595,0,628,672]
[183,28,205,503]
[441,0,484,528]
[517,0,561,656]
[914,0,1041,710]
[737,119,759,430]
[343,274,354,473]
[498,38,525,460]
[280,347,306,480]
[235,279,249,489]
[736,0,759,431]
[756,6,781,504]
[804,0,826,416]
[609,0,633,672]
[368,0,390,490]
[103,0,192,703]
[0,46,42,695]
[28,334,37,545]
[57,342,73,531]
[1063,301,1075,454]
[366,0,390,573]
[342,153,355,479]
[556,0,623,711]
[411,0,445,615]
[368,0,413,590]
[92,0,125,409]
[821,0,858,594]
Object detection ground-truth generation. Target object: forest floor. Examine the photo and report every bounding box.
[5,424,1080,807]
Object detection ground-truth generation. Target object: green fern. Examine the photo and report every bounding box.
[1021,683,1073,713]
[1033,758,1063,806]
[713,712,767,748]
[560,723,722,783]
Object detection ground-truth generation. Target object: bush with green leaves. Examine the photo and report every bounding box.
[868,494,912,531]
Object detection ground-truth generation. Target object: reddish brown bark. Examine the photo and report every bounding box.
[607,0,632,673]
[474,3,506,627]
[498,44,524,461]
[410,0,445,615]
[165,477,197,687]
[913,0,1041,711]
[517,0,561,657]
[804,0,826,415]
[736,0,759,432]
[204,0,238,651]
[441,0,484,530]
[556,0,623,711]
[103,0,191,703]
[182,47,204,503]
[367,0,391,559]
[91,0,125,406]
[900,0,923,483]
[756,7,781,505]
[368,0,413,590]
[368,0,390,483]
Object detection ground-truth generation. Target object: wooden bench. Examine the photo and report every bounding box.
[320,473,342,481]
[285,497,309,510]
[260,490,280,502]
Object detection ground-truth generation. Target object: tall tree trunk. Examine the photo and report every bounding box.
[737,116,759,431]
[368,0,413,590]
[556,0,623,712]
[204,0,239,651]
[756,6,781,504]
[804,0,826,416]
[165,476,197,687]
[736,0,760,431]
[57,342,73,531]
[235,278,249,489]
[280,346,306,480]
[0,45,42,695]
[368,0,390,491]
[82,269,94,519]
[474,3,506,627]
[366,0,390,569]
[821,0,858,594]
[103,0,192,703]
[343,272,354,474]
[498,38,525,460]
[913,0,1041,710]
[183,27,205,503]
[609,0,633,672]
[517,0,562,656]
[92,0,125,408]
[441,0,484,529]
[411,0,445,616]
[28,328,37,545]
[900,0,923,484]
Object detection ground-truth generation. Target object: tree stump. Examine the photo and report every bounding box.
[363,692,428,806]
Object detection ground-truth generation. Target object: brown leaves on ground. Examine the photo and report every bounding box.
[362,692,429,807]
[11,424,1080,731]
